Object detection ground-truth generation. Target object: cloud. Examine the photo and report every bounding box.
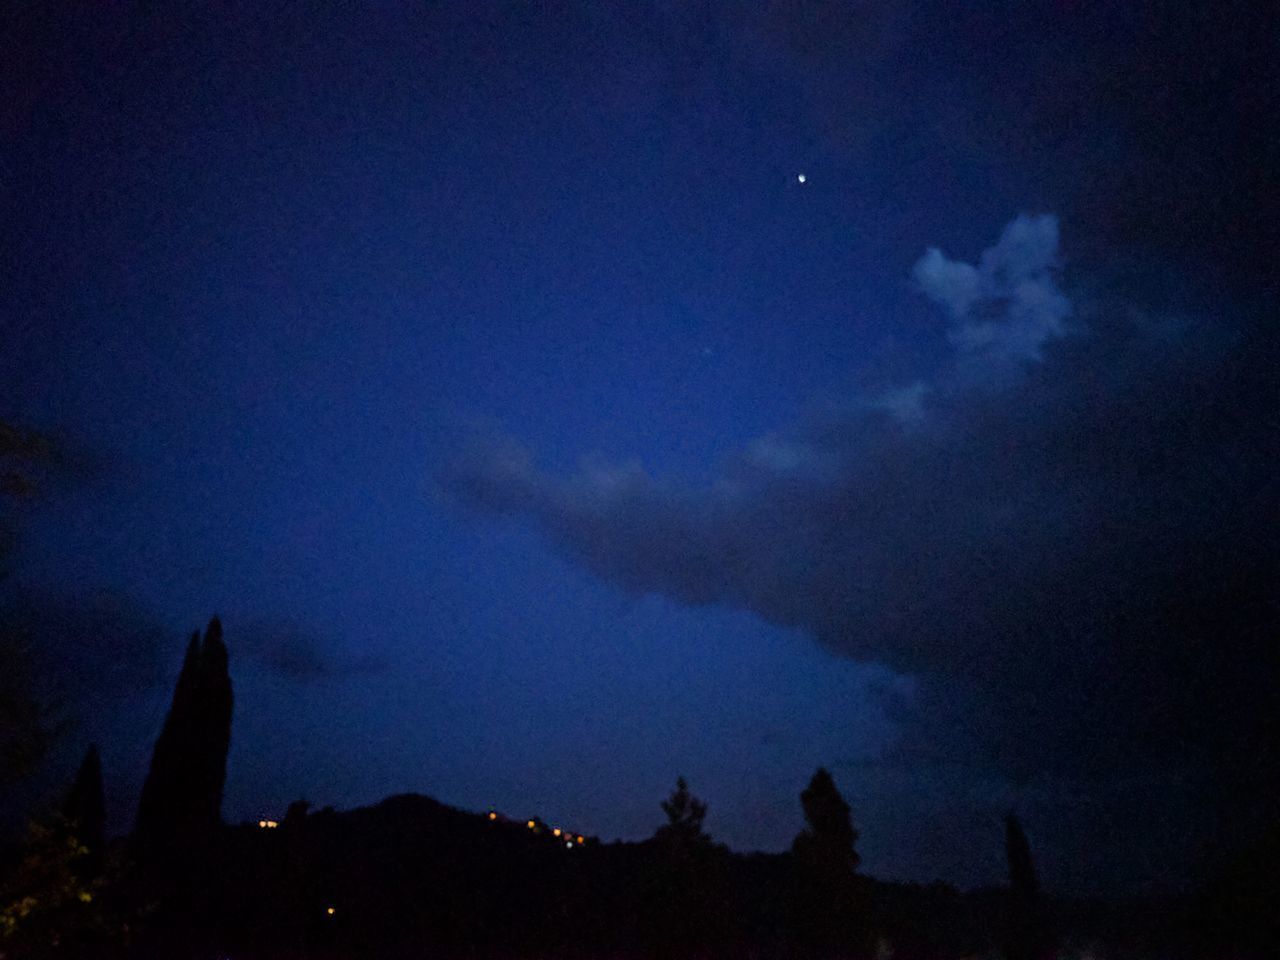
[871,381,928,423]
[442,216,1278,823]
[239,618,388,680]
[0,420,60,500]
[0,589,169,794]
[914,214,1071,373]
[0,589,168,709]
[912,248,980,319]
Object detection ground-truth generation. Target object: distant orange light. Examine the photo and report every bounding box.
[258,820,267,828]
[326,906,335,916]
[266,820,279,828]
[488,812,497,820]
[576,836,584,844]
[552,828,562,837]
[527,819,536,829]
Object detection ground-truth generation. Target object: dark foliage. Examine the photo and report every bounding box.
[1189,820,1280,958]
[645,777,734,954]
[62,745,104,881]
[1,784,1273,959]
[4,615,1274,958]
[1003,812,1047,960]
[192,619,233,831]
[794,767,860,873]
[655,776,708,846]
[790,767,869,957]
[0,749,126,958]
[133,618,233,877]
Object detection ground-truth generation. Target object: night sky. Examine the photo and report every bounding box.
[2,2,1275,896]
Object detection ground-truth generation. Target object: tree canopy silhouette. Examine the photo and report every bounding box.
[655,776,709,847]
[791,768,867,956]
[793,767,860,874]
[1004,812,1046,960]
[134,617,233,869]
[646,776,731,953]
[62,744,105,881]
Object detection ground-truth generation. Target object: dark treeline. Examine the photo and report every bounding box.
[1,622,1276,960]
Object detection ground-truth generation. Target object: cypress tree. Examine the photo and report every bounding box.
[1004,812,1044,960]
[193,617,232,828]
[63,743,105,879]
[794,768,860,874]
[134,618,233,867]
[135,632,200,852]
[791,768,866,956]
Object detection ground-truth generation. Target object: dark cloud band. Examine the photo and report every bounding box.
[442,217,1278,809]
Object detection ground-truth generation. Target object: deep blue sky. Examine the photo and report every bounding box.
[2,2,1275,895]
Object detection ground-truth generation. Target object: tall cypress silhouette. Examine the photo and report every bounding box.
[192,617,233,828]
[135,618,233,867]
[135,631,200,853]
[62,743,105,879]
[1004,812,1044,960]
[790,768,866,956]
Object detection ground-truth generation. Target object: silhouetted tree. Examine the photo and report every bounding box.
[648,777,732,953]
[0,816,106,952]
[791,768,868,957]
[655,776,709,846]
[1004,812,1045,960]
[134,631,200,857]
[0,746,117,953]
[62,744,105,880]
[794,768,860,874]
[192,617,233,828]
[1195,819,1280,957]
[134,617,233,872]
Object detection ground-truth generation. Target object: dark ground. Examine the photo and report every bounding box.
[4,791,1265,960]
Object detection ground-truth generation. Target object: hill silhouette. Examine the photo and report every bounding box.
[3,619,1274,959]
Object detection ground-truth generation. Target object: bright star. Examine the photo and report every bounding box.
[797,173,807,184]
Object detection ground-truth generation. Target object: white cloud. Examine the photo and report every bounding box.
[915,214,1072,370]
[873,381,929,422]
[912,247,980,319]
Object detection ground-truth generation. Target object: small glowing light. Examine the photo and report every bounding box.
[552,828,561,837]
[326,906,335,916]
[266,820,279,828]
[527,819,536,829]
[488,811,497,821]
[797,173,807,184]
[576,836,584,844]
[566,841,573,848]
[258,820,267,828]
